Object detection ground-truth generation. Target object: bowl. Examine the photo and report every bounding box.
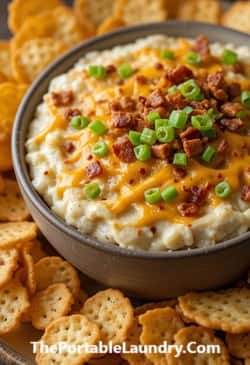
[12,21,250,299]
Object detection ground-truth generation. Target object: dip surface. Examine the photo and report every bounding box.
[26,35,250,251]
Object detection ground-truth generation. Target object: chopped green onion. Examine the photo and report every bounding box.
[134,144,151,161]
[144,188,161,204]
[168,85,178,94]
[84,182,101,199]
[191,114,213,131]
[169,110,188,129]
[160,50,175,60]
[201,128,217,140]
[155,119,169,130]
[241,91,250,109]
[88,65,107,79]
[186,51,201,66]
[89,120,107,136]
[156,126,175,143]
[93,141,109,157]
[161,185,178,202]
[173,152,187,167]
[147,111,161,124]
[70,116,89,130]
[183,106,193,114]
[207,108,222,120]
[215,181,232,199]
[202,145,216,163]
[118,63,133,79]
[179,79,204,101]
[128,130,141,146]
[236,110,248,119]
[222,49,238,65]
[140,128,157,145]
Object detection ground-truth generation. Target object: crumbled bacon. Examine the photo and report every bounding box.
[165,65,193,84]
[220,102,243,118]
[241,185,250,202]
[166,92,188,110]
[183,138,204,157]
[154,62,164,70]
[136,75,148,84]
[177,202,199,217]
[190,99,213,115]
[217,139,229,154]
[191,35,211,62]
[119,96,136,111]
[180,127,201,141]
[64,142,75,154]
[146,89,166,108]
[64,108,81,121]
[151,144,172,160]
[228,82,241,99]
[112,136,135,163]
[86,160,103,179]
[112,112,134,128]
[187,186,208,207]
[106,64,116,74]
[220,118,244,132]
[172,166,187,180]
[51,91,74,106]
[207,72,228,102]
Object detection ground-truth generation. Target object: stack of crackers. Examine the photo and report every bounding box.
[0,0,250,364]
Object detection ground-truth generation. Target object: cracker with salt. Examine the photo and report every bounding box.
[0,179,29,222]
[36,314,100,365]
[8,0,62,33]
[0,222,37,249]
[121,317,153,365]
[97,16,125,35]
[0,280,29,334]
[115,0,167,25]
[222,1,250,34]
[34,256,80,297]
[21,241,36,295]
[12,38,67,83]
[30,283,73,330]
[226,333,250,359]
[134,299,177,316]
[178,288,250,334]
[0,42,12,80]
[0,248,19,287]
[167,326,230,365]
[177,0,221,24]
[81,288,134,345]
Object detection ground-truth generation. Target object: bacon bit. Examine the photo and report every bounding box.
[241,185,250,202]
[220,102,243,118]
[137,229,143,237]
[150,226,157,234]
[192,35,211,62]
[173,166,187,180]
[44,171,49,176]
[220,118,244,132]
[166,92,188,110]
[87,154,93,160]
[190,99,212,115]
[154,62,164,70]
[64,108,81,121]
[112,112,134,128]
[207,72,228,102]
[151,143,172,160]
[187,186,208,206]
[106,64,116,74]
[112,136,135,163]
[86,160,103,179]
[110,101,122,112]
[129,179,135,185]
[228,82,241,99]
[177,202,199,217]
[120,96,136,111]
[146,89,167,108]
[183,139,203,157]
[136,75,148,84]
[180,127,201,141]
[51,91,74,107]
[165,65,193,84]
[139,168,146,175]
[217,173,223,179]
[217,139,228,154]
[64,142,75,154]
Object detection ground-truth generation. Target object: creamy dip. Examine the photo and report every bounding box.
[26,35,250,251]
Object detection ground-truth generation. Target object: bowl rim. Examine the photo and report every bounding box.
[12,20,250,260]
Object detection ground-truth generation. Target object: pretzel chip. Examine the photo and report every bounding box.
[34,256,80,297]
[36,314,100,365]
[178,289,250,334]
[0,280,29,334]
[139,307,184,365]
[167,326,230,365]
[0,222,37,249]
[81,288,134,345]
[30,283,74,330]
[0,248,19,287]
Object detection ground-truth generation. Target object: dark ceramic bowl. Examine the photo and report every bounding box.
[13,21,250,299]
